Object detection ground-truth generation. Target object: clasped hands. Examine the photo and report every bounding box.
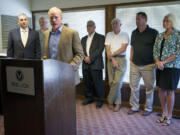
[84,56,91,64]
[155,61,165,70]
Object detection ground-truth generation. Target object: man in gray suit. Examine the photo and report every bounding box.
[7,13,41,59]
[43,7,84,85]
[81,20,105,108]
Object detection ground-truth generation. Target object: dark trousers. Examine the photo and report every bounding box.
[0,93,2,115]
[83,69,104,102]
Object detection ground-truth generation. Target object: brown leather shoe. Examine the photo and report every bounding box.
[113,104,120,112]
[108,104,114,110]
[127,109,139,115]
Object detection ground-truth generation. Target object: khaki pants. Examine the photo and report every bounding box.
[107,57,127,104]
[129,61,155,112]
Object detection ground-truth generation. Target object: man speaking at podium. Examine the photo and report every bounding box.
[43,7,84,85]
[7,13,41,59]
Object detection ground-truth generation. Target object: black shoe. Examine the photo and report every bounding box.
[82,100,93,106]
[127,109,139,115]
[96,102,103,109]
[142,111,152,116]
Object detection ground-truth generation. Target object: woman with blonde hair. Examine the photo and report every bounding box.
[153,13,180,126]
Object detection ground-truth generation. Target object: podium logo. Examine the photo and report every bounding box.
[15,70,24,81]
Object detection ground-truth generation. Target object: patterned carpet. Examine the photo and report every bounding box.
[0,98,180,135]
[76,99,180,135]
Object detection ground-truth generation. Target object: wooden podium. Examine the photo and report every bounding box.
[0,56,6,115]
[0,59,76,135]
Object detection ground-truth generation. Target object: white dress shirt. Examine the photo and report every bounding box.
[86,32,95,56]
[20,27,29,47]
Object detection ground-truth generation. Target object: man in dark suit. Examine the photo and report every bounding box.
[7,13,41,59]
[81,20,105,108]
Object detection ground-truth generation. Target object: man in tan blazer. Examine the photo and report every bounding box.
[43,7,84,85]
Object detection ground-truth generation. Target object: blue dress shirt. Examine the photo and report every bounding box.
[49,26,62,59]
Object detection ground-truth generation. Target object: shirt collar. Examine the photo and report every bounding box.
[20,27,29,32]
[88,32,95,38]
[113,30,122,35]
[51,26,63,34]
[136,25,149,33]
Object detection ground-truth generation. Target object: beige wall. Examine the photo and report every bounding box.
[0,0,31,16]
[31,0,151,11]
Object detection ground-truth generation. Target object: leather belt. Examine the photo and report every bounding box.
[114,55,125,57]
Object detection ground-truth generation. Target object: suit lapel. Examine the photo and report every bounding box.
[58,26,67,57]
[89,33,97,54]
[83,36,88,56]
[25,28,32,48]
[17,28,24,48]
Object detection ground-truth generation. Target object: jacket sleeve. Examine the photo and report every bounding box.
[7,31,14,57]
[69,31,84,70]
[35,31,41,59]
[153,34,160,60]
[81,37,87,56]
[174,32,180,58]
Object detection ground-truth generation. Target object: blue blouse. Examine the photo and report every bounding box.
[153,29,180,69]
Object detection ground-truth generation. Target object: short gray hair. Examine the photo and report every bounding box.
[87,20,96,26]
[111,18,122,25]
[18,13,28,20]
[39,16,45,20]
[164,13,178,29]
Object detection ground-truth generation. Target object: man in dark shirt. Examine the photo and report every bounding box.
[128,12,158,116]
